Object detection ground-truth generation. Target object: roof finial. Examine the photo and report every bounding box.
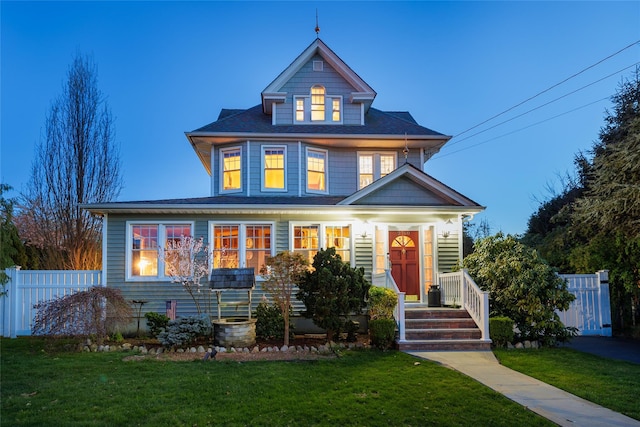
[315,9,320,38]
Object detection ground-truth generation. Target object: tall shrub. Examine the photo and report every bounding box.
[297,248,370,341]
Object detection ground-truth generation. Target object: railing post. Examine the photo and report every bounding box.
[460,269,468,308]
[397,292,406,341]
[480,290,490,340]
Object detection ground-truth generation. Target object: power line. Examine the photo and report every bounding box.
[452,39,640,139]
[433,97,610,160]
[447,61,640,147]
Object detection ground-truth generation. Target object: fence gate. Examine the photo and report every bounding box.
[558,270,612,336]
[1,267,102,338]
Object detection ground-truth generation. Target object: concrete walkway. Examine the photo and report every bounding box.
[408,351,640,427]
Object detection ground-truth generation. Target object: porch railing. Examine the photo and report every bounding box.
[371,270,406,342]
[439,269,490,341]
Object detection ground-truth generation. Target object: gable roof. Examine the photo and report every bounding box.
[261,38,376,114]
[338,163,482,208]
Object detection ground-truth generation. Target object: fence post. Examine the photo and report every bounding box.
[2,267,22,338]
[596,270,612,337]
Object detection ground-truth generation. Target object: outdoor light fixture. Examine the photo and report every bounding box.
[441,219,454,238]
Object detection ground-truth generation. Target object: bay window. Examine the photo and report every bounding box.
[221,147,241,192]
[262,146,286,191]
[306,148,327,193]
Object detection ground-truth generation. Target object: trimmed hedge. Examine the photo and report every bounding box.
[489,316,514,348]
[369,318,396,350]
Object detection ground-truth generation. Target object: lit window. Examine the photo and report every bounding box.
[359,155,373,189]
[293,225,319,265]
[293,224,352,265]
[311,86,325,121]
[295,98,305,122]
[325,225,350,262]
[332,98,340,122]
[245,225,271,272]
[221,148,241,191]
[211,223,273,271]
[164,225,192,275]
[263,147,286,190]
[212,225,239,268]
[129,223,193,279]
[307,149,326,192]
[358,152,397,189]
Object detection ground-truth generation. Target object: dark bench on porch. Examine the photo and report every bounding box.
[209,268,255,320]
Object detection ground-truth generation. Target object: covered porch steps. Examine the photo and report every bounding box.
[398,306,491,351]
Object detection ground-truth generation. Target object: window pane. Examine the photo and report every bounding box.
[223,150,241,190]
[164,225,192,275]
[293,225,319,265]
[245,225,271,272]
[332,98,340,121]
[307,150,326,191]
[326,226,350,262]
[296,99,304,122]
[380,155,395,176]
[132,225,158,276]
[213,225,239,268]
[264,149,285,189]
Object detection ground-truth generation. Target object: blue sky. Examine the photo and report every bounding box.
[2,1,639,235]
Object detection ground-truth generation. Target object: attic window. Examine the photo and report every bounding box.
[313,61,323,71]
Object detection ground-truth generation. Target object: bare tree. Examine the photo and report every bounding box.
[20,52,122,269]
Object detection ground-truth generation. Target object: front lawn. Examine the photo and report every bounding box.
[1,337,551,426]
[494,347,640,421]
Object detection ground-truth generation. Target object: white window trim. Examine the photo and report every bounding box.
[305,147,329,195]
[261,145,287,192]
[289,222,354,266]
[357,151,398,189]
[208,221,275,278]
[219,146,242,194]
[125,221,194,281]
[330,95,343,124]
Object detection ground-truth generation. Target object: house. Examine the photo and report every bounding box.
[84,38,490,350]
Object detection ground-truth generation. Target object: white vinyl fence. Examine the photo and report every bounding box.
[558,270,612,336]
[1,267,102,338]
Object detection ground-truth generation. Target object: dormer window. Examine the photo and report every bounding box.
[311,85,325,121]
[294,86,342,124]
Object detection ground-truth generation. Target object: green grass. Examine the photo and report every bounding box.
[0,337,552,427]
[494,347,640,420]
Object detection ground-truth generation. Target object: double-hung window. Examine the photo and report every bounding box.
[311,85,325,121]
[211,223,273,272]
[292,224,351,265]
[262,146,286,191]
[221,147,241,192]
[358,152,397,189]
[306,148,327,193]
[128,222,193,279]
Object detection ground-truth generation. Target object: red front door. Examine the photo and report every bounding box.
[389,231,420,300]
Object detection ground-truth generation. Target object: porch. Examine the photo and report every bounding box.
[372,269,492,351]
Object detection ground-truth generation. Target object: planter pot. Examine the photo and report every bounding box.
[213,318,257,348]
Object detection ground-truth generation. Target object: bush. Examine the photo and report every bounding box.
[368,286,397,320]
[255,300,294,341]
[145,312,170,338]
[157,315,211,348]
[369,318,396,350]
[297,248,371,341]
[32,286,132,345]
[460,233,576,344]
[489,317,514,348]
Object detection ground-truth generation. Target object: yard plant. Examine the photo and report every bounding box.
[1,337,553,426]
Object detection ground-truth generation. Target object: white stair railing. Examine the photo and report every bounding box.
[438,270,491,342]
